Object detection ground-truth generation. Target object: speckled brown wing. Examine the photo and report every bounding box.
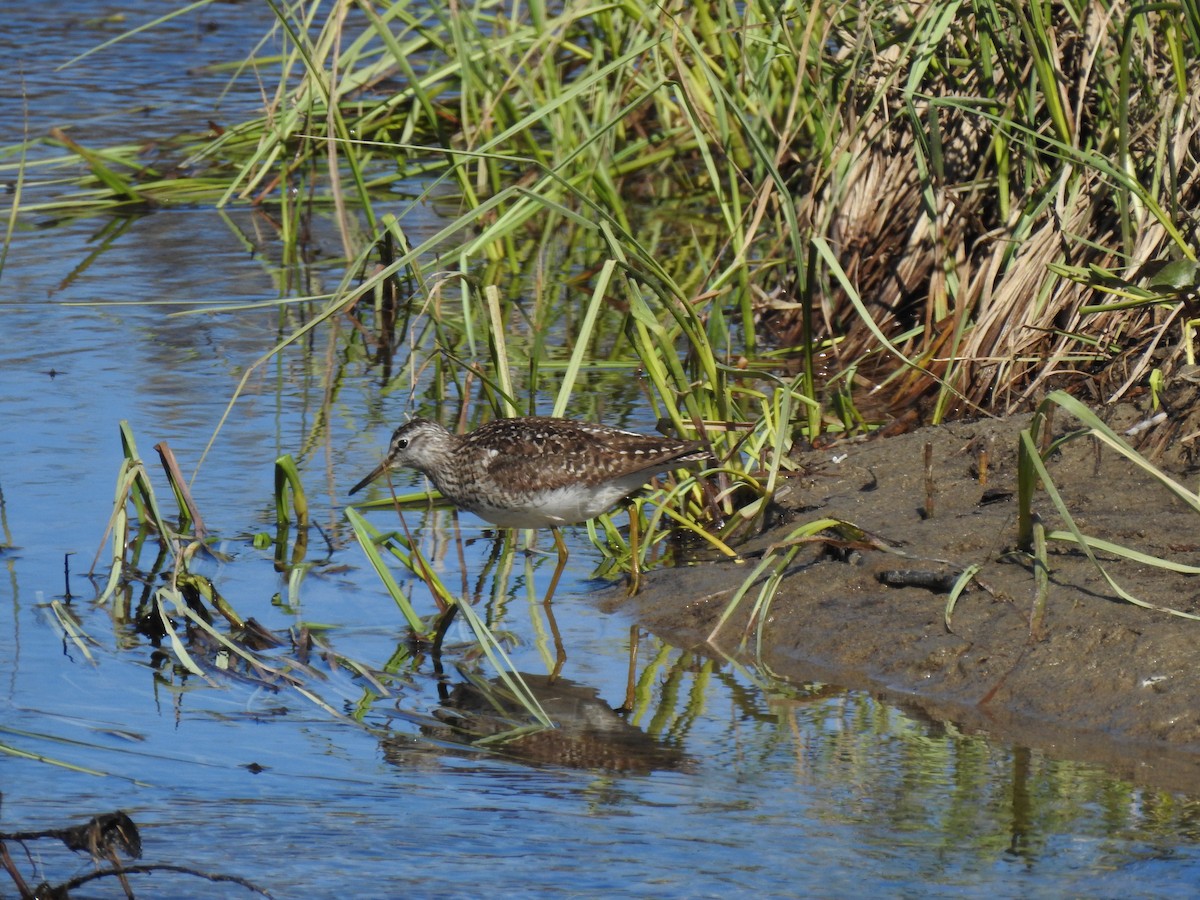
[468,417,706,493]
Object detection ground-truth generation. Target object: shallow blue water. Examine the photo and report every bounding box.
[3,3,1200,898]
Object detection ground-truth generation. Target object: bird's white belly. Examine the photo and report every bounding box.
[467,482,638,529]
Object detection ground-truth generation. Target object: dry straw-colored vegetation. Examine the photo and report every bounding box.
[787,0,1200,423]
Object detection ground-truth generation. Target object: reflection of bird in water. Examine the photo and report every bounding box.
[386,674,688,774]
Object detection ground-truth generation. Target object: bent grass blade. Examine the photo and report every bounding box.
[1018,391,1200,622]
[347,508,552,727]
[345,508,429,635]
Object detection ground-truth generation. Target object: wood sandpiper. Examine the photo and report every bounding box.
[349,416,709,595]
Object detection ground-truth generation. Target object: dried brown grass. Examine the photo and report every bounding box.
[765,2,1200,423]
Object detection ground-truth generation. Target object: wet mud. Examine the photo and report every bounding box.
[608,397,1200,793]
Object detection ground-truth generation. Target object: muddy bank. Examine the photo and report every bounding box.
[606,400,1200,793]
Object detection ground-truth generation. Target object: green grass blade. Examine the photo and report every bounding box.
[345,508,429,635]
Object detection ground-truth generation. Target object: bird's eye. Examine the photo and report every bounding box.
[396,439,408,450]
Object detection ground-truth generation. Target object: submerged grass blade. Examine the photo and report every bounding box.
[47,129,148,203]
[48,601,99,666]
[58,0,218,69]
[347,513,552,725]
[155,590,215,681]
[0,737,125,781]
[274,454,309,528]
[345,508,429,635]
[453,598,553,729]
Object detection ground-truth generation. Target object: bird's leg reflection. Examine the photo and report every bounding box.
[534,529,568,682]
[620,624,641,713]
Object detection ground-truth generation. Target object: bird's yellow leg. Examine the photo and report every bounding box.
[627,506,641,596]
[543,526,569,605]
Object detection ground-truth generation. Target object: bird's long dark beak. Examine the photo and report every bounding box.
[349,459,390,496]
